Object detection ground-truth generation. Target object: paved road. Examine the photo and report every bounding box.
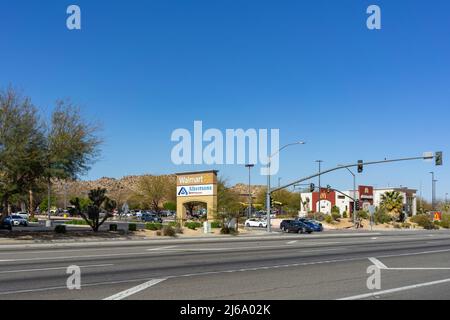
[1,230,450,300]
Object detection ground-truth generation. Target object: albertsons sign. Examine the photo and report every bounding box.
[177,185,214,197]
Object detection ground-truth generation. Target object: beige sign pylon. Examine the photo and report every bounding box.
[176,170,218,221]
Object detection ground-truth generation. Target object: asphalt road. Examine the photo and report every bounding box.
[1,230,450,300]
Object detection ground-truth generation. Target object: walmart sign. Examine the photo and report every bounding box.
[176,184,214,197]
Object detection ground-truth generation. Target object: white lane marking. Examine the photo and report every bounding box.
[387,267,450,270]
[3,244,450,296]
[103,278,166,300]
[146,246,178,251]
[369,256,450,271]
[0,264,113,274]
[0,242,342,262]
[368,257,388,270]
[287,241,298,244]
[371,237,378,240]
[378,248,450,259]
[338,277,450,300]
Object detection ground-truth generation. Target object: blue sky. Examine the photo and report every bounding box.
[1,0,449,201]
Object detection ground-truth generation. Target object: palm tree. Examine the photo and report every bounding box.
[380,191,404,221]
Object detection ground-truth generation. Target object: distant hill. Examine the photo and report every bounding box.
[51,175,265,206]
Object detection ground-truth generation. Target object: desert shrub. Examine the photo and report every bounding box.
[356,210,368,220]
[184,221,202,230]
[308,212,325,221]
[324,215,333,224]
[374,208,392,224]
[128,223,137,232]
[393,223,401,229]
[439,213,450,229]
[331,206,340,215]
[410,214,437,230]
[54,225,66,234]
[162,225,176,237]
[331,212,341,221]
[401,222,411,229]
[29,217,39,223]
[175,225,184,234]
[220,226,238,235]
[220,226,231,234]
[145,223,163,231]
[168,221,179,227]
[211,221,222,229]
[64,219,88,225]
[342,212,348,219]
[156,230,162,236]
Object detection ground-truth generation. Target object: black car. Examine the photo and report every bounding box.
[141,213,163,223]
[285,220,314,234]
[279,219,294,232]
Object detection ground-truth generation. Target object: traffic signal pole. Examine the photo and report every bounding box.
[271,154,437,195]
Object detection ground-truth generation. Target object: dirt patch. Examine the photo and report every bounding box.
[0,229,139,242]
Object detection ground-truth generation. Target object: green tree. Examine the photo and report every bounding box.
[42,101,102,217]
[0,88,47,219]
[380,191,404,221]
[163,201,176,211]
[39,195,57,213]
[134,175,176,213]
[215,179,242,228]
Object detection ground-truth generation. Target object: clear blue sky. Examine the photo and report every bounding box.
[1,0,449,202]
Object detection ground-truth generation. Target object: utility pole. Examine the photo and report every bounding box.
[338,165,356,225]
[245,164,254,219]
[316,160,323,215]
[430,171,436,210]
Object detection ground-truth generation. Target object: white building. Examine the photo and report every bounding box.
[298,185,417,217]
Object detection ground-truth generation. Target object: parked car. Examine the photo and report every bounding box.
[245,218,267,228]
[2,215,28,227]
[142,213,163,223]
[297,218,323,232]
[14,212,29,219]
[279,219,294,232]
[284,220,313,234]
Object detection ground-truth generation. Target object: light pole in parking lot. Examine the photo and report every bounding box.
[430,171,437,210]
[266,141,306,232]
[245,164,254,219]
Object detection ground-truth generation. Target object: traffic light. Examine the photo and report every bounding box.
[355,200,360,211]
[309,183,315,192]
[435,151,443,166]
[326,185,331,193]
[357,160,363,173]
[270,197,274,207]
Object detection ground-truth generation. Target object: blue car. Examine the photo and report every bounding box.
[297,218,323,232]
[1,215,28,228]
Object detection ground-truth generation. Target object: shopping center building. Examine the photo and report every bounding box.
[298,185,417,217]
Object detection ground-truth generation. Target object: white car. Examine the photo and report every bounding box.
[245,218,267,228]
[14,212,29,220]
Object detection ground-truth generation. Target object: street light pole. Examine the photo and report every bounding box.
[315,160,323,215]
[430,171,436,210]
[266,141,306,232]
[245,164,254,219]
